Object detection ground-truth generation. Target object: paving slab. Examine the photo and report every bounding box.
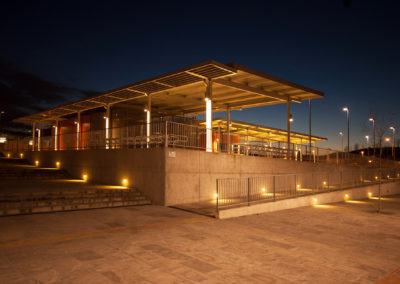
[0,195,399,283]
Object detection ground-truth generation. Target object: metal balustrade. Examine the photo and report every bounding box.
[2,121,398,168]
[216,168,400,210]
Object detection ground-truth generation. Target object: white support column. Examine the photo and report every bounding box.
[146,94,151,148]
[164,119,168,148]
[287,99,291,160]
[32,121,36,151]
[37,123,41,152]
[217,123,221,152]
[313,141,316,163]
[227,106,231,154]
[205,80,212,152]
[54,120,58,151]
[300,145,303,162]
[246,128,249,155]
[105,105,110,149]
[76,112,81,150]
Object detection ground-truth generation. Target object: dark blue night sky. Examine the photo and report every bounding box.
[1,0,399,150]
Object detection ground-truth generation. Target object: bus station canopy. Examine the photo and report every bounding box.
[15,60,324,124]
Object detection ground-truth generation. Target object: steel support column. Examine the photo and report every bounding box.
[76,112,81,150]
[205,80,212,152]
[54,120,58,151]
[32,121,36,151]
[308,99,312,149]
[287,99,291,159]
[227,106,231,154]
[146,94,151,148]
[37,123,41,152]
[105,105,110,149]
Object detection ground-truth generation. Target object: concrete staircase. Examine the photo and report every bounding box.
[0,157,151,216]
[0,188,150,216]
[0,158,70,179]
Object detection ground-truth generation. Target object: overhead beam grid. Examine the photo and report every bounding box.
[201,118,327,145]
[14,60,324,124]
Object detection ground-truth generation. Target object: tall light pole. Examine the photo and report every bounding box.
[339,132,344,152]
[365,135,369,156]
[369,117,375,157]
[342,107,350,152]
[390,126,396,160]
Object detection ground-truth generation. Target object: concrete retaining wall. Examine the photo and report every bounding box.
[25,148,166,205]
[24,148,387,207]
[164,148,363,206]
[218,181,400,219]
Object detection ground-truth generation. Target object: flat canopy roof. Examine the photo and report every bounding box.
[15,60,324,124]
[200,118,326,144]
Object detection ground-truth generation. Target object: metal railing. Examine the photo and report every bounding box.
[2,120,398,168]
[216,168,400,210]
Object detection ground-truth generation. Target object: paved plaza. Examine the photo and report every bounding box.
[0,195,400,283]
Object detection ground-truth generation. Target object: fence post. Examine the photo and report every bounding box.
[216,179,219,217]
[164,120,168,148]
[327,173,330,191]
[273,175,276,201]
[361,168,364,184]
[247,177,250,206]
[340,171,343,189]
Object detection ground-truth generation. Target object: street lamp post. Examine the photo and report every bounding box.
[390,126,396,160]
[339,132,344,152]
[365,135,369,156]
[342,107,350,152]
[369,118,375,157]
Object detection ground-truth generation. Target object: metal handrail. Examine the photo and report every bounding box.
[215,169,400,211]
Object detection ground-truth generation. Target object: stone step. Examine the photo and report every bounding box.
[0,169,70,179]
[0,158,30,165]
[0,185,151,216]
[0,195,148,209]
[0,199,151,216]
[0,191,142,200]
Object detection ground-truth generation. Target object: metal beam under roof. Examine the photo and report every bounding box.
[14,60,324,124]
[202,118,327,144]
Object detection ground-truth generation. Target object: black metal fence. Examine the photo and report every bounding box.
[216,168,400,210]
[2,120,398,169]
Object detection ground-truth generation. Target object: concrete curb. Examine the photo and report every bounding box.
[218,181,400,219]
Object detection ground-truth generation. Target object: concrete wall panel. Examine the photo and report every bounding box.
[25,148,166,205]
[164,148,367,206]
